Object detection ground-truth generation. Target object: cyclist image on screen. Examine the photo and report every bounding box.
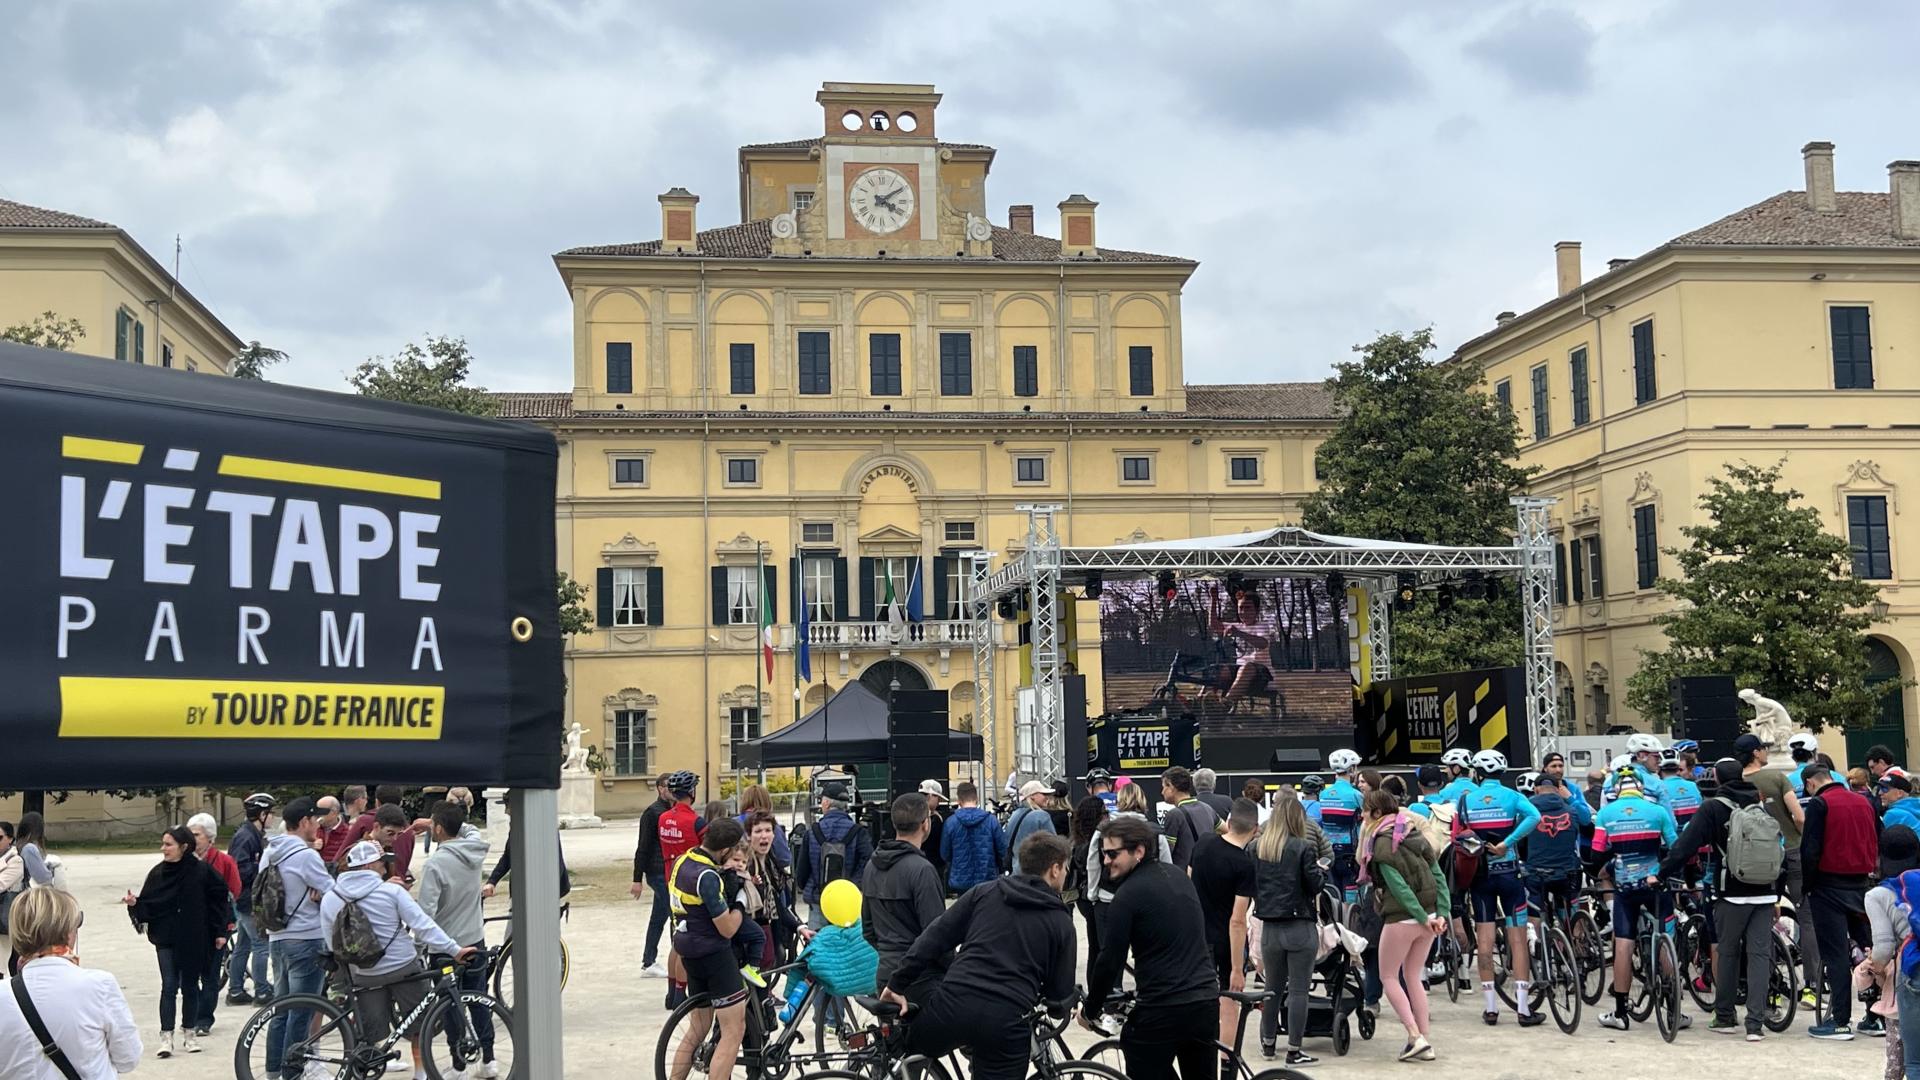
[1206,589,1274,711]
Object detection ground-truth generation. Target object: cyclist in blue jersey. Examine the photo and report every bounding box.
[1300,774,1326,825]
[1670,739,1707,782]
[1588,770,1684,1032]
[1601,733,1670,807]
[1084,769,1119,815]
[1453,749,1543,1026]
[1520,770,1587,928]
[1319,751,1365,902]
[1659,756,1703,831]
[1406,764,1447,818]
[1434,748,1477,806]
[1784,732,1821,797]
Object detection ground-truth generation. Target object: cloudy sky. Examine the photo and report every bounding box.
[5,0,1915,391]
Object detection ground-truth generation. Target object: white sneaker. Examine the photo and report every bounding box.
[475,1063,500,1078]
[183,1032,202,1054]
[302,1061,334,1080]
[156,1031,174,1058]
[643,961,669,979]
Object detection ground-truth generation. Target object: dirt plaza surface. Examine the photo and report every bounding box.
[53,819,1883,1079]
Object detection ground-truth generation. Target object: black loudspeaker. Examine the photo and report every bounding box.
[890,690,950,799]
[1669,675,1740,761]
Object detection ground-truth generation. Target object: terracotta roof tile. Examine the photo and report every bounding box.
[558,221,1189,264]
[492,382,1337,422]
[1671,190,1920,248]
[1184,382,1339,418]
[0,197,114,229]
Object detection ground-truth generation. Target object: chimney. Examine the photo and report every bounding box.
[1496,311,1517,325]
[1058,194,1098,257]
[1891,161,1920,240]
[1555,241,1581,296]
[1803,141,1836,213]
[1607,258,1632,272]
[659,187,699,254]
[1008,204,1034,235]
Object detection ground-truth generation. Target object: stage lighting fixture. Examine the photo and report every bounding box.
[1482,578,1503,603]
[1156,570,1178,600]
[996,595,1017,620]
[1395,573,1417,611]
[1460,571,1487,601]
[1224,572,1248,596]
[1436,585,1454,612]
[1327,572,1345,597]
[1083,572,1103,600]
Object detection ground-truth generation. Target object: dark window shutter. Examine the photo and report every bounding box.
[933,556,953,620]
[762,565,778,621]
[1554,543,1568,606]
[833,557,850,622]
[858,557,876,621]
[906,559,924,621]
[646,567,664,627]
[596,567,615,627]
[1588,537,1606,596]
[1570,538,1585,603]
[711,566,728,626]
[790,557,801,620]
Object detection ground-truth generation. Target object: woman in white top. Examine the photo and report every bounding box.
[0,886,142,1078]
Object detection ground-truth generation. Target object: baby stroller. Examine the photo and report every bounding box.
[1273,882,1374,1055]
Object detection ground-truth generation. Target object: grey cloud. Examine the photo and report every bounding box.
[1464,6,1596,97]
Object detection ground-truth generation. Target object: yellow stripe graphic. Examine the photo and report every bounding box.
[62,436,143,464]
[60,677,446,740]
[218,455,440,500]
[1482,706,1508,751]
[1474,679,1491,704]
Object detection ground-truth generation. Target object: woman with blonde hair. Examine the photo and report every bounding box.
[1252,794,1324,1065]
[0,886,142,1076]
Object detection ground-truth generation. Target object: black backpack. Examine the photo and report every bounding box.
[812,821,848,885]
[251,848,293,933]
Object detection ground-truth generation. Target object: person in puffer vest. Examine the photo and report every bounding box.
[1801,765,1881,1039]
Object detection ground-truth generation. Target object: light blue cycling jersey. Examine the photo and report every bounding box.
[1318,779,1364,848]
[1433,774,1478,807]
[1602,763,1668,806]
[1788,762,1814,797]
[1454,779,1541,868]
[1661,775,1702,827]
[1590,795,1677,887]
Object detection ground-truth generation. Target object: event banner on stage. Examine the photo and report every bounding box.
[1366,666,1531,768]
[0,345,564,789]
[1097,576,1351,731]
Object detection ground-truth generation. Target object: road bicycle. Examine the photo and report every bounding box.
[235,953,516,1080]
[1491,872,1582,1033]
[481,897,571,1009]
[1620,884,1684,1043]
[795,989,1157,1080]
[1080,987,1314,1077]
[658,957,892,1080]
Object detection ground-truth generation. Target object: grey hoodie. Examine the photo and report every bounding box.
[263,833,333,941]
[419,823,489,948]
[318,869,459,976]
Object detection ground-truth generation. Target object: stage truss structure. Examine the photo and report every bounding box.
[967,498,1559,782]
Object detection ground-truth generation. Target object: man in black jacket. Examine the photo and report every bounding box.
[864,793,948,998]
[225,793,275,1006]
[629,773,674,976]
[1084,815,1219,1080]
[883,833,1075,1080]
[1657,758,1777,1039]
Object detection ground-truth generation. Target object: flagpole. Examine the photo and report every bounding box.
[749,540,762,802]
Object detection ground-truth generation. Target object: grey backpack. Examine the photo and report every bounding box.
[1717,796,1785,886]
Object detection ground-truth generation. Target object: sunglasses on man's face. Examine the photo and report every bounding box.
[1098,847,1133,861]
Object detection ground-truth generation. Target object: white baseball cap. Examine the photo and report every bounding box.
[919,779,945,798]
[1019,780,1050,799]
[346,840,385,868]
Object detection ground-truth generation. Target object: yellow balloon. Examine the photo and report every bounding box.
[820,878,863,928]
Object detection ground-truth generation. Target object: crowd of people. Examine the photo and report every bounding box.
[0,785,508,1080]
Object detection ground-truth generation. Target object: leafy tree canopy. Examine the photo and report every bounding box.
[350,334,496,416]
[230,340,288,380]
[2,310,85,351]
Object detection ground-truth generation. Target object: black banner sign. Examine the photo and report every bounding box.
[1368,666,1530,768]
[1088,711,1199,772]
[0,345,563,789]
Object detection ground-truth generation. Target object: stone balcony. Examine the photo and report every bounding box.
[784,620,977,648]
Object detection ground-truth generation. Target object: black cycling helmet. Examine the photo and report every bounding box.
[243,792,276,815]
[666,770,699,797]
[1083,768,1113,785]
[1300,774,1326,793]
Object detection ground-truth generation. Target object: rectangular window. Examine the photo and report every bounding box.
[1570,347,1591,427]
[1015,456,1046,483]
[802,555,837,622]
[1832,306,1874,389]
[115,309,132,362]
[1121,456,1152,482]
[726,707,761,769]
[729,343,755,395]
[1531,364,1550,440]
[944,521,976,543]
[1632,319,1656,404]
[798,331,832,395]
[613,458,646,485]
[726,458,758,485]
[792,190,814,212]
[1633,505,1659,589]
[186,359,198,372]
[606,342,634,393]
[1229,456,1260,482]
[1128,345,1154,396]
[726,565,760,624]
[1569,537,1586,603]
[161,343,174,369]
[871,557,914,616]
[612,709,648,776]
[801,523,835,545]
[869,333,902,396]
[1494,379,1511,414]
[611,567,647,626]
[133,321,144,365]
[1012,345,1039,397]
[1849,495,1893,579]
[939,332,972,395]
[1586,535,1606,597]
[945,558,968,619]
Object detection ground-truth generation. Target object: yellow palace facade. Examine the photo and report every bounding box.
[499,83,1336,812]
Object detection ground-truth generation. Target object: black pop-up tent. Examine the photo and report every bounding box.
[736,681,983,769]
[0,341,567,1066]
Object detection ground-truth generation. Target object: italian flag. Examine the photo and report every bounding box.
[759,570,776,680]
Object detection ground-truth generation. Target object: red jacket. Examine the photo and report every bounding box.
[658,803,703,872]
[203,847,241,898]
[1805,783,1879,881]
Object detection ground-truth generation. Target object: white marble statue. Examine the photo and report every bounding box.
[1738,688,1795,747]
[562,721,590,774]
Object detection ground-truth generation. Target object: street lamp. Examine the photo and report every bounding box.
[1871,599,1891,621]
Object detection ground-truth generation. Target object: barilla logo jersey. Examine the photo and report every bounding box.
[1455,780,1540,869]
[1661,776,1703,828]
[658,803,701,872]
[1318,780,1364,848]
[1591,795,1677,888]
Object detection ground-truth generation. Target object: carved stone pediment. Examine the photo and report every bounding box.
[858,523,922,545]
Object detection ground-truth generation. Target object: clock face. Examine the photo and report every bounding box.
[848,167,915,235]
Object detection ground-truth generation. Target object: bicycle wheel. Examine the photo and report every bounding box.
[1441,935,1462,1004]
[1626,929,1654,1023]
[491,936,571,1010]
[1763,931,1798,1033]
[811,992,872,1057]
[1567,910,1607,1006]
[1543,927,1582,1035]
[1043,1062,1131,1080]
[1680,918,1715,1014]
[421,990,518,1080]
[233,993,358,1080]
[1652,935,1680,1044]
[657,992,721,1080]
[1249,1072,1316,1080]
[1081,1038,1128,1070]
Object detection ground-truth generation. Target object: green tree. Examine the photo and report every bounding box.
[230,340,288,380]
[1301,328,1539,675]
[2,310,85,351]
[556,570,594,637]
[350,334,497,416]
[1625,462,1895,732]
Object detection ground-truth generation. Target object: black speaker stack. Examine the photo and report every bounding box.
[1669,675,1741,762]
[888,689,950,800]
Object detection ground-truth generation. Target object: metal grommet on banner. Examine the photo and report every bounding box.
[510,616,533,642]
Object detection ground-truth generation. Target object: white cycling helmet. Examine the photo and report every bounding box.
[1609,753,1634,772]
[1786,732,1820,753]
[1441,748,1473,768]
[1472,748,1508,774]
[1329,749,1362,773]
[1626,732,1664,755]
[1515,770,1539,793]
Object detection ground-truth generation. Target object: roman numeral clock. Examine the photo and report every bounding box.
[847,167,916,235]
